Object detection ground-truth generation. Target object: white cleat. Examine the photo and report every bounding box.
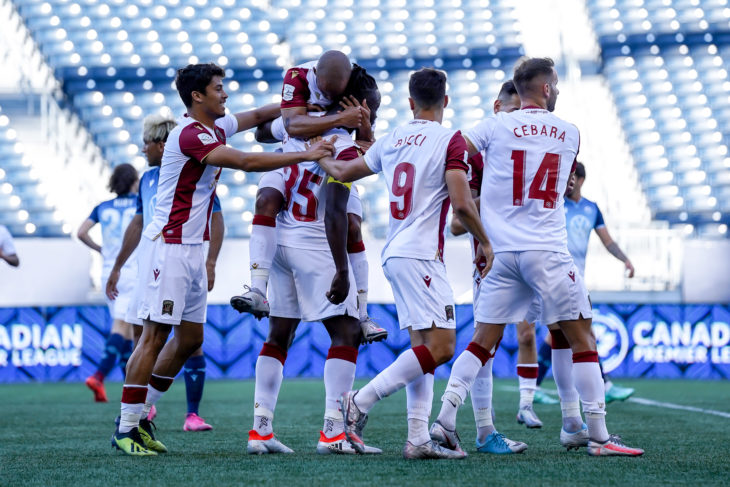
[230,285,270,320]
[560,423,590,450]
[247,430,294,454]
[359,317,388,344]
[587,434,644,457]
[429,420,465,454]
[516,405,543,429]
[316,431,382,455]
[403,440,467,459]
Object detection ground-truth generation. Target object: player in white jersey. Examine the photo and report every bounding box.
[78,163,138,403]
[316,68,493,459]
[433,57,643,457]
[111,63,336,457]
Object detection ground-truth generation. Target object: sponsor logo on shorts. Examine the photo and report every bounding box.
[153,269,160,281]
[162,300,174,316]
[445,305,454,321]
[423,275,432,287]
[568,270,575,282]
[282,83,295,101]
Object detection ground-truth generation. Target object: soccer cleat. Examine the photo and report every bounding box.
[476,431,528,454]
[516,405,543,428]
[111,427,157,456]
[230,285,270,320]
[429,420,465,454]
[359,317,388,344]
[340,390,369,454]
[138,417,168,453]
[533,389,559,405]
[247,430,294,454]
[605,383,635,403]
[85,375,108,402]
[183,413,213,431]
[587,434,644,456]
[403,440,467,459]
[316,431,382,455]
[147,405,157,422]
[560,423,590,450]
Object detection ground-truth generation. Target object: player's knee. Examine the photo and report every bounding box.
[255,188,284,216]
[428,336,456,365]
[517,327,535,348]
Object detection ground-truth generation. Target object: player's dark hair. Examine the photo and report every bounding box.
[408,68,447,109]
[575,161,586,179]
[175,63,225,108]
[513,57,555,97]
[108,163,138,195]
[343,64,381,124]
[497,80,518,101]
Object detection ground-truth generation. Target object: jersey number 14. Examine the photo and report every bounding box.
[511,150,560,209]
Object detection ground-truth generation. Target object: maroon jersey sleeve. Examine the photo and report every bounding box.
[280,67,310,109]
[467,152,484,193]
[179,123,224,163]
[335,146,359,161]
[445,131,469,172]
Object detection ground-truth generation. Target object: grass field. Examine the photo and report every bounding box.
[2,378,729,486]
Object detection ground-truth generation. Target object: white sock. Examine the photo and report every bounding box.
[253,354,284,435]
[517,363,538,409]
[406,373,434,446]
[357,291,369,321]
[552,348,583,431]
[141,384,166,419]
[323,409,344,439]
[436,350,483,431]
[249,221,277,293]
[573,361,609,442]
[471,358,495,442]
[355,348,430,414]
[323,354,356,437]
[119,402,144,434]
[348,249,369,320]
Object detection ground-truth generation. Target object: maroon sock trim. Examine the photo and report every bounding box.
[148,374,174,392]
[326,345,358,364]
[517,365,539,379]
[260,342,287,365]
[121,385,148,404]
[550,329,571,349]
[252,215,276,227]
[347,240,366,254]
[573,351,599,363]
[412,345,436,374]
[466,342,491,366]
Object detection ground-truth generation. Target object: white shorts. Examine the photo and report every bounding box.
[383,257,456,331]
[474,250,592,325]
[135,237,208,325]
[268,245,358,322]
[125,283,143,326]
[103,271,135,321]
[259,169,362,218]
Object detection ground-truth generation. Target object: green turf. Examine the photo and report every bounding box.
[2,378,728,486]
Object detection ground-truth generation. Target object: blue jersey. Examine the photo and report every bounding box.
[88,194,138,278]
[136,166,221,231]
[564,196,605,275]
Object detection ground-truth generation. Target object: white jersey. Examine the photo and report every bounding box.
[464,107,580,254]
[276,127,359,251]
[364,119,469,263]
[143,113,237,244]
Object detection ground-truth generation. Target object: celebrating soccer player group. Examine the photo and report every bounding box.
[95,48,643,458]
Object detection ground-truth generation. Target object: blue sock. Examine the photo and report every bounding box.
[536,341,552,386]
[96,333,125,379]
[118,340,134,379]
[184,355,207,415]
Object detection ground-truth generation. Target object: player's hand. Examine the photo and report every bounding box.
[624,260,635,278]
[475,241,494,278]
[206,260,216,291]
[341,95,372,135]
[306,103,325,113]
[105,268,120,300]
[326,269,350,305]
[304,136,337,160]
[338,104,362,129]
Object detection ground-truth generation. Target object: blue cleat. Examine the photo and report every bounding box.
[475,431,527,454]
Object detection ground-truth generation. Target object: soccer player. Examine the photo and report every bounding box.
[106,112,225,431]
[78,163,138,403]
[0,224,19,267]
[317,68,493,459]
[247,114,380,456]
[432,57,643,456]
[450,80,531,451]
[230,52,387,343]
[109,63,336,456]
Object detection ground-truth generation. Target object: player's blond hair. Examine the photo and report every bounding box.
[143,112,177,143]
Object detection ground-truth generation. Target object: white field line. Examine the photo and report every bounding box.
[496,385,730,419]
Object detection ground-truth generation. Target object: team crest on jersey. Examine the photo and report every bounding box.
[283,83,295,101]
[290,70,299,79]
[197,133,216,145]
[162,300,174,316]
[445,305,454,321]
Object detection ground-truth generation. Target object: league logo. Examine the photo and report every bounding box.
[591,308,629,373]
[162,300,174,316]
[282,83,295,101]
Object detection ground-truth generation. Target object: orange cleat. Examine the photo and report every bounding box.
[85,375,108,402]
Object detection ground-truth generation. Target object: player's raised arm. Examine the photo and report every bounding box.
[204,138,335,172]
[282,105,362,138]
[233,103,280,134]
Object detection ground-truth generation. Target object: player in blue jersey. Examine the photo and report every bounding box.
[105,112,224,432]
[78,163,139,402]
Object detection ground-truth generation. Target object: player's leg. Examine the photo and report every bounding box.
[231,182,285,318]
[182,347,211,431]
[117,321,134,379]
[534,332,558,404]
[515,318,542,428]
[86,318,130,402]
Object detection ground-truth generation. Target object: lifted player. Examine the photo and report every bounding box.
[109,62,335,456]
